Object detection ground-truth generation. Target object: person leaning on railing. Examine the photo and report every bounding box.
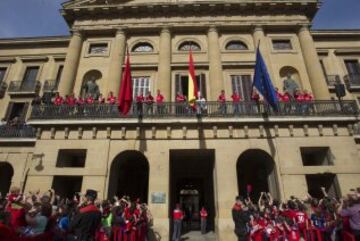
[175,92,187,115]
[218,90,227,115]
[145,91,155,115]
[156,89,165,115]
[136,92,145,116]
[231,91,242,115]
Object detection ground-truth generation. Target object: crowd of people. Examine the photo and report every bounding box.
[0,187,153,241]
[231,187,360,241]
[30,86,315,117]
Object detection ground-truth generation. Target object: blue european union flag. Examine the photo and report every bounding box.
[252,47,279,111]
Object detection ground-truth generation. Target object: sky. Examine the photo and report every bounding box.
[0,0,359,38]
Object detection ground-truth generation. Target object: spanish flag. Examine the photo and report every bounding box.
[188,49,199,102]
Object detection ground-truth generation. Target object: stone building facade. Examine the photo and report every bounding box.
[0,0,360,240]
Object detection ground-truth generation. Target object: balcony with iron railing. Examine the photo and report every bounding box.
[43,80,59,92]
[0,125,36,139]
[29,100,359,121]
[344,74,360,90]
[8,80,41,95]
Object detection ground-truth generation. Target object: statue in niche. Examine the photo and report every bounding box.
[283,73,300,96]
[83,76,100,99]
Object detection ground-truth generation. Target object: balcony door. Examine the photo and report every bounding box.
[231,75,252,101]
[175,73,206,100]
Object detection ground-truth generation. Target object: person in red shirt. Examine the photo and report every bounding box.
[218,90,227,114]
[200,207,208,234]
[107,91,116,105]
[231,91,242,115]
[136,92,145,116]
[65,93,77,106]
[156,89,165,115]
[172,203,184,241]
[54,92,64,106]
[175,92,187,115]
[97,93,105,104]
[145,91,154,115]
[303,90,314,114]
[284,220,301,241]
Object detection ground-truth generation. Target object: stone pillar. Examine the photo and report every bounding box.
[107,29,127,96]
[298,25,330,100]
[58,31,83,96]
[147,150,170,241]
[157,27,172,100]
[252,26,276,85]
[208,26,224,101]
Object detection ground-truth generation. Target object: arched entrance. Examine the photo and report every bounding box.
[108,151,149,203]
[236,149,279,201]
[0,162,14,195]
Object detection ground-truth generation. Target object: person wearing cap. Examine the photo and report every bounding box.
[172,203,184,241]
[232,196,251,241]
[68,189,101,241]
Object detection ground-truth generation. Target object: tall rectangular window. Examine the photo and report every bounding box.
[132,76,150,99]
[22,66,39,86]
[272,40,292,50]
[231,75,252,101]
[345,60,360,75]
[0,67,7,84]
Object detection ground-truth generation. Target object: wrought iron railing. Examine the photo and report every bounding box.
[344,74,360,89]
[325,75,341,87]
[8,80,41,93]
[43,80,59,92]
[30,100,358,120]
[0,125,36,138]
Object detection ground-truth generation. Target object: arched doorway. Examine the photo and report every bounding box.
[108,151,149,203]
[236,149,279,201]
[0,162,14,195]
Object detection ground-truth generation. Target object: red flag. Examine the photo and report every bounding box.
[118,51,133,115]
[188,49,199,100]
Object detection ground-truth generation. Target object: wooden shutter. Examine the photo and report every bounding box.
[241,75,252,101]
[200,74,206,99]
[175,74,182,100]
[20,103,29,123]
[4,102,14,122]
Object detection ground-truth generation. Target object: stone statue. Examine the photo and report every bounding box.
[283,74,299,96]
[83,76,100,99]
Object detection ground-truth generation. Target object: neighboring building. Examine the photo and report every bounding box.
[0,0,360,240]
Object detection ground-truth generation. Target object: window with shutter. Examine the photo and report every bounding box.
[0,68,7,84]
[231,75,252,101]
[22,66,39,87]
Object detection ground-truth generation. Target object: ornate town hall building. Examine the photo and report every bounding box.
[0,0,360,240]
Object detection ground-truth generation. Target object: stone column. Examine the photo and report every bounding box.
[157,27,172,100]
[298,25,330,100]
[58,31,83,96]
[107,29,127,96]
[252,26,276,85]
[208,26,224,101]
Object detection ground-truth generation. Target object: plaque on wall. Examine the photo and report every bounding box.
[151,192,166,204]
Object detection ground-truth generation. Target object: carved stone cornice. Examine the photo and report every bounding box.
[62,1,320,27]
